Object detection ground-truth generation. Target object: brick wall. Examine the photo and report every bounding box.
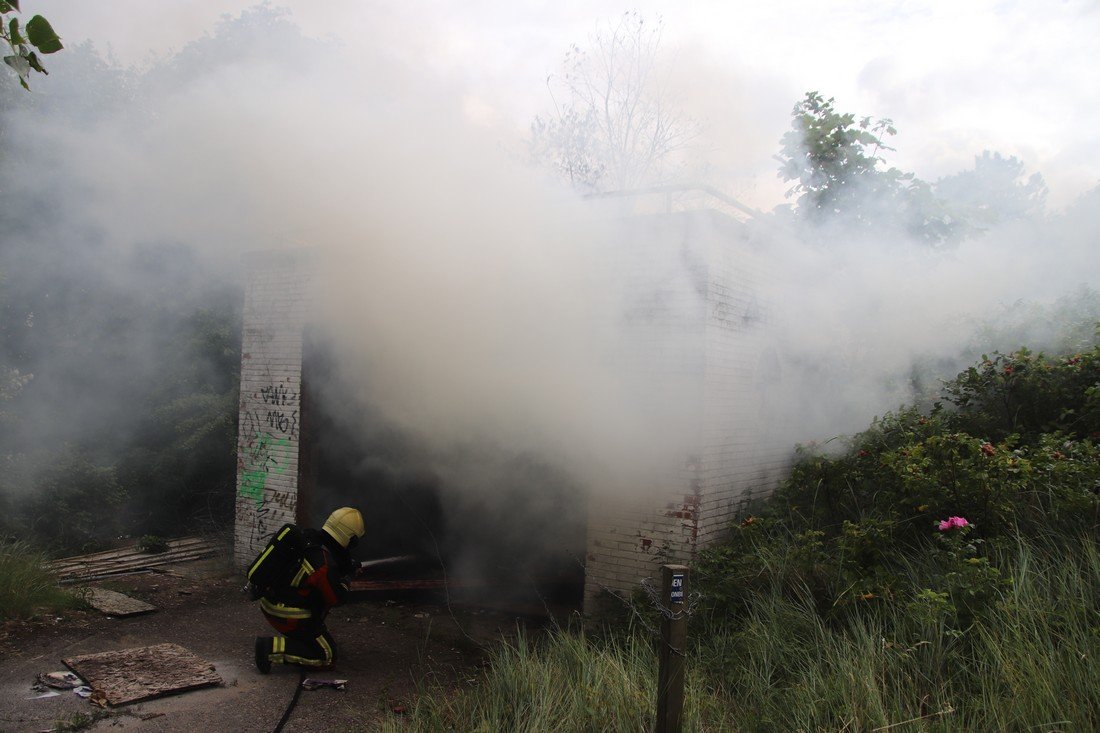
[233,250,315,565]
[695,212,791,548]
[583,210,789,607]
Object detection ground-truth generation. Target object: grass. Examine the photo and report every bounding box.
[383,626,660,733]
[0,540,84,619]
[383,534,1099,732]
[51,711,100,732]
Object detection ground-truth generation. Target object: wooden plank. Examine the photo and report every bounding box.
[59,548,217,576]
[58,558,213,583]
[49,538,212,569]
[63,643,222,707]
[53,554,211,578]
[50,542,215,571]
[52,544,218,583]
[83,588,156,617]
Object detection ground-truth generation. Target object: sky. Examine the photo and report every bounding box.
[31,0,1100,211]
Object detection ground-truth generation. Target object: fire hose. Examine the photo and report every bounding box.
[272,668,307,733]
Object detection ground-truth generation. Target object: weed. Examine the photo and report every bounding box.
[0,540,83,619]
[137,534,169,553]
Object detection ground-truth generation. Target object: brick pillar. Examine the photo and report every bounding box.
[233,250,314,565]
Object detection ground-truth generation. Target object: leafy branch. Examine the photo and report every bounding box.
[1,0,62,90]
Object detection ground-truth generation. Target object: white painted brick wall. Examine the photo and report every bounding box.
[233,251,315,565]
[584,210,789,608]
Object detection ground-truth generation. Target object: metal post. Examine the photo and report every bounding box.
[654,564,689,733]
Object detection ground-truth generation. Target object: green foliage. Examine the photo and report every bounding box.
[697,345,1100,628]
[383,627,735,733]
[14,448,128,553]
[943,347,1100,443]
[963,287,1100,358]
[693,535,1099,730]
[0,13,247,555]
[776,92,1048,245]
[690,342,1099,727]
[776,91,951,241]
[935,150,1048,232]
[137,534,168,554]
[777,91,909,217]
[115,302,241,536]
[1,1,61,90]
[0,240,241,550]
[0,539,82,618]
[390,536,1099,731]
[50,710,112,732]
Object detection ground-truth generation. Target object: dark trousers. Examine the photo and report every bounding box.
[259,603,338,667]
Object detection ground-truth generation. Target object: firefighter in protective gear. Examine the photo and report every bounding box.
[254,507,365,673]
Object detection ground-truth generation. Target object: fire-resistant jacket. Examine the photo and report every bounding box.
[259,528,354,622]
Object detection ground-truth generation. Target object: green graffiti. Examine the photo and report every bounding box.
[238,432,290,508]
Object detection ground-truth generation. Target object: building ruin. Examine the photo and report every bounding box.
[233,196,791,611]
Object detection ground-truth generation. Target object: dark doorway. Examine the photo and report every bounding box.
[300,329,587,612]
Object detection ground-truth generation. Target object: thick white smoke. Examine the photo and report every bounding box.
[2,6,1097,566]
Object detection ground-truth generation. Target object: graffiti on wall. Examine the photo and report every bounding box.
[257,383,299,438]
[237,380,300,546]
[238,431,290,507]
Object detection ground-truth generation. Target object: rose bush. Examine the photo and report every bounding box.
[695,343,1100,629]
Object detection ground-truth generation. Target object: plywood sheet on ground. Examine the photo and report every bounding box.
[63,643,222,706]
[84,587,156,617]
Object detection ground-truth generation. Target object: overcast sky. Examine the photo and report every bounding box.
[31,0,1100,210]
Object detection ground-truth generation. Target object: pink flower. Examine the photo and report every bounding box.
[938,516,969,531]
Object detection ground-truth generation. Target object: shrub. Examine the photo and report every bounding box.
[0,540,82,619]
[944,347,1100,443]
[137,534,169,553]
[696,344,1100,629]
[17,449,128,554]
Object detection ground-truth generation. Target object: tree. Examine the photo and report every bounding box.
[777,92,910,222]
[530,12,696,192]
[0,20,246,550]
[935,150,1047,232]
[1,3,60,422]
[1,1,61,90]
[776,91,956,244]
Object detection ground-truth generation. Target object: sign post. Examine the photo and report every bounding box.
[654,564,689,733]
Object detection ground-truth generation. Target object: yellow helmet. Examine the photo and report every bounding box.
[322,507,365,548]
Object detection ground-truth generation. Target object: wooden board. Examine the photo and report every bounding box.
[84,587,156,617]
[63,643,222,706]
[48,537,219,583]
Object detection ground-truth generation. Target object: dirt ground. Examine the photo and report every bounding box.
[0,557,542,733]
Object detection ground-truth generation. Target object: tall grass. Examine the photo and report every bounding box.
[0,540,82,619]
[385,534,1098,732]
[385,628,661,733]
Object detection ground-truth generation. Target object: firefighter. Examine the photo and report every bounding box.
[254,507,365,673]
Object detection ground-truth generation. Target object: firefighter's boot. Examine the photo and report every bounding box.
[254,636,273,674]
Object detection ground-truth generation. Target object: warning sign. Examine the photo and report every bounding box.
[670,573,685,603]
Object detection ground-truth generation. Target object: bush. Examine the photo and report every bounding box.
[697,345,1100,625]
[15,449,128,554]
[0,540,82,619]
[137,534,169,553]
[944,347,1100,443]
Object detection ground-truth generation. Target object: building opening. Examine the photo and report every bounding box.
[300,329,588,613]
